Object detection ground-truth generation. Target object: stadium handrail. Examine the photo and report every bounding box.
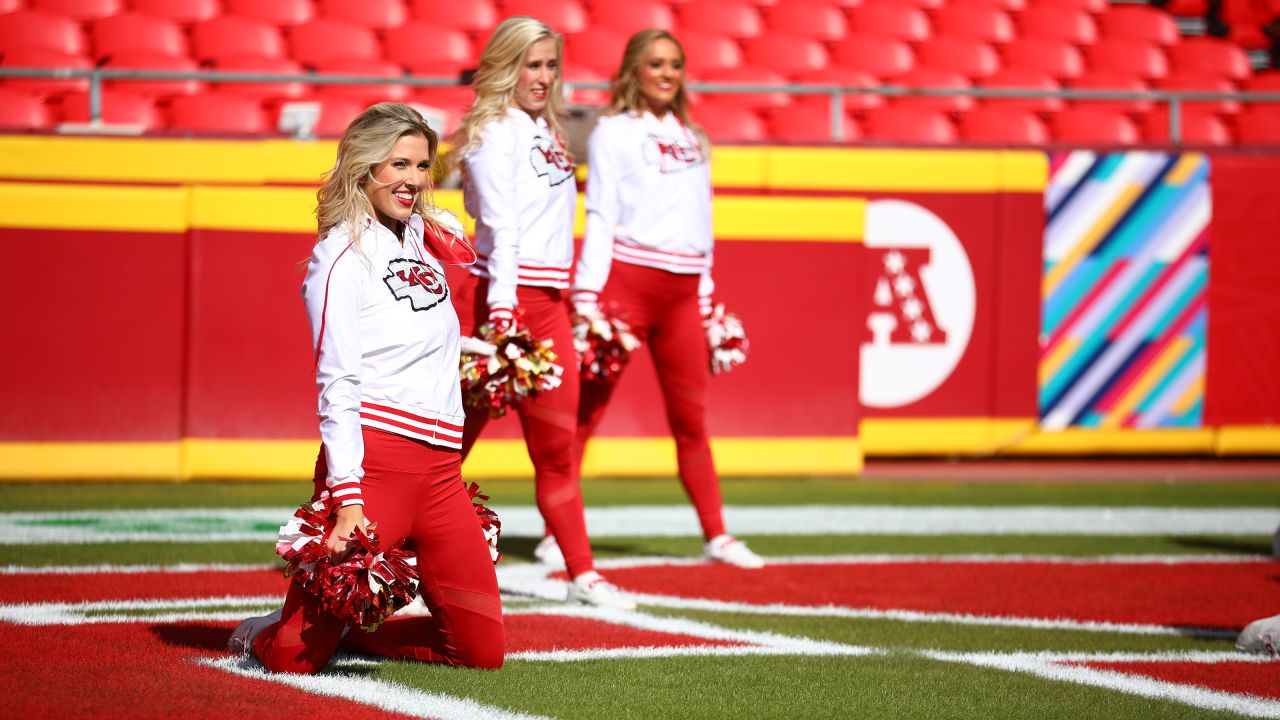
[4,66,1280,143]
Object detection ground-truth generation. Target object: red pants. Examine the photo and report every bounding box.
[454,276,596,578]
[578,262,727,540]
[253,428,503,674]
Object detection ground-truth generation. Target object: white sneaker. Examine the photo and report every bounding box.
[533,535,565,567]
[704,534,765,569]
[567,570,637,610]
[1237,613,1280,657]
[227,608,282,656]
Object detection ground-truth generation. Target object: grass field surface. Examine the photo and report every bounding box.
[2,466,1279,719]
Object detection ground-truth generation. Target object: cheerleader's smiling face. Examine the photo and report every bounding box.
[367,132,431,233]
[512,37,558,119]
[636,38,684,118]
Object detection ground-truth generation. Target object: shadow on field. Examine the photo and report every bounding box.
[1169,536,1273,555]
[497,536,651,562]
[151,623,232,652]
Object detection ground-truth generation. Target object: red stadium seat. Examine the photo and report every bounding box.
[1223,0,1276,49]
[1086,39,1169,82]
[563,65,609,106]
[831,36,915,79]
[409,0,497,33]
[314,58,411,103]
[892,66,976,113]
[679,0,763,39]
[32,0,121,23]
[1236,106,1280,143]
[761,2,848,42]
[1097,5,1180,47]
[1244,71,1280,106]
[978,68,1064,114]
[741,34,830,77]
[317,0,407,30]
[1037,0,1107,14]
[92,13,188,60]
[0,0,21,11]
[0,10,87,55]
[673,30,743,75]
[590,0,677,33]
[862,106,957,143]
[916,36,1000,80]
[563,27,633,76]
[847,4,931,44]
[225,0,315,27]
[290,19,382,66]
[385,24,475,75]
[955,0,1024,11]
[411,86,474,118]
[131,0,219,25]
[765,102,860,143]
[1016,5,1098,46]
[169,93,271,134]
[864,0,944,12]
[211,56,309,100]
[308,95,371,136]
[932,5,1014,45]
[192,16,287,63]
[1050,107,1140,144]
[102,52,203,96]
[1157,72,1241,114]
[959,107,1049,144]
[700,67,794,109]
[59,89,160,128]
[694,103,767,142]
[0,88,52,129]
[1167,37,1253,82]
[503,0,588,35]
[1069,71,1153,114]
[793,67,886,113]
[0,49,91,95]
[1164,0,1208,16]
[1227,23,1269,50]
[1140,107,1233,145]
[1001,37,1085,81]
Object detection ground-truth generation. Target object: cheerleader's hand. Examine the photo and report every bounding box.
[460,336,498,357]
[488,305,515,335]
[710,346,747,376]
[570,290,602,322]
[327,504,365,560]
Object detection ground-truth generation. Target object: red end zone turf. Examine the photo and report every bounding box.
[1073,661,1280,701]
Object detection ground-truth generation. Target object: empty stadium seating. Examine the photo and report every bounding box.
[958,107,1049,144]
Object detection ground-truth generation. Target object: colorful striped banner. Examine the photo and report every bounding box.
[1040,151,1209,431]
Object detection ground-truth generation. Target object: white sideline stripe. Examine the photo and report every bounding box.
[925,650,1280,719]
[1,505,1277,543]
[201,656,551,720]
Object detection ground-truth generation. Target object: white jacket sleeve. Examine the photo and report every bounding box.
[301,235,366,508]
[698,178,716,314]
[466,121,521,312]
[575,124,620,298]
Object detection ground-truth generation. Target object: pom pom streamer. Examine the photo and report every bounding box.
[460,318,563,418]
[275,496,419,632]
[704,303,749,375]
[466,481,503,564]
[572,305,641,382]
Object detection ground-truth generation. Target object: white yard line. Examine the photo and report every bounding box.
[1,505,1276,543]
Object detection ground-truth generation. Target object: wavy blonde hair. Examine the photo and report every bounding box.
[606,29,708,150]
[316,102,453,254]
[448,16,568,163]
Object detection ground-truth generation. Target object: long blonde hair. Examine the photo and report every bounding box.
[448,16,569,162]
[316,102,452,253]
[607,29,707,150]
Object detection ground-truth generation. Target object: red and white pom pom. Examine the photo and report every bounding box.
[572,305,641,382]
[703,303,749,375]
[465,481,502,564]
[275,496,419,632]
[460,314,563,418]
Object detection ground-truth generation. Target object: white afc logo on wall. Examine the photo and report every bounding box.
[861,200,976,408]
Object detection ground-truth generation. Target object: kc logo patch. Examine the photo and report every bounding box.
[384,258,448,312]
[530,135,574,186]
[642,133,705,173]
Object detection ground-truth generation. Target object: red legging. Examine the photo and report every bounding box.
[454,276,596,579]
[252,428,503,674]
[578,262,727,540]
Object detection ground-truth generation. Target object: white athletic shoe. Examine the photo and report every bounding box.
[704,534,765,569]
[567,570,637,610]
[1237,613,1280,657]
[533,535,566,567]
[227,608,282,657]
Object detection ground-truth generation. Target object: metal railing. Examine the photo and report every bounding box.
[3,66,1280,144]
